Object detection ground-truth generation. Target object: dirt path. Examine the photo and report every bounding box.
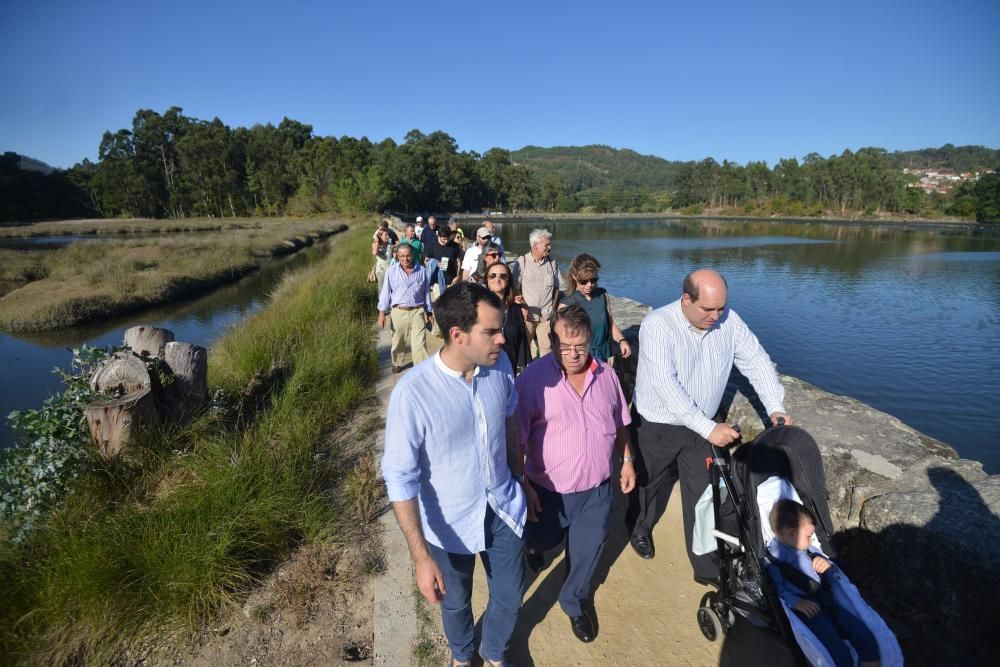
[382,331,724,666]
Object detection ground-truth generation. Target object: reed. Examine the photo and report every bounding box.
[0,224,380,664]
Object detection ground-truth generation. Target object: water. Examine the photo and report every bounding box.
[0,241,332,450]
[484,218,1000,472]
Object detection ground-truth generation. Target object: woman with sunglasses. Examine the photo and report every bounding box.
[471,242,504,285]
[560,254,632,362]
[371,226,395,293]
[485,262,530,375]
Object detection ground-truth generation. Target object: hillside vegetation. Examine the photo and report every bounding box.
[3,106,999,222]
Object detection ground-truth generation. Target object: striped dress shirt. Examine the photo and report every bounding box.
[634,299,785,439]
[516,355,631,494]
[381,352,526,554]
[376,263,432,313]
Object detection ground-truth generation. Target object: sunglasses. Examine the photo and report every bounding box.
[485,252,499,257]
[487,272,509,280]
[578,276,599,285]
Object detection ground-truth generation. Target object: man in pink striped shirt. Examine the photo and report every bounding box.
[515,303,636,643]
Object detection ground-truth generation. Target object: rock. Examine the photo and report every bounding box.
[608,293,999,665]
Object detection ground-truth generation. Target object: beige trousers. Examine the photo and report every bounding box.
[524,318,552,359]
[389,307,429,367]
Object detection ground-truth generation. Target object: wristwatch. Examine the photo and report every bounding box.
[622,455,635,465]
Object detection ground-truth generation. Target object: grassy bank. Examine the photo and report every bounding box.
[0,219,348,332]
[0,223,381,664]
[0,217,285,238]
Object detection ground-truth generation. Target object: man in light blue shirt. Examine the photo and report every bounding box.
[382,282,530,667]
[377,244,433,373]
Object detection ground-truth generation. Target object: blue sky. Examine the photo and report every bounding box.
[2,0,998,169]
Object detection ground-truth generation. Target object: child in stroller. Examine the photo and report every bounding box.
[694,422,902,667]
[767,499,880,667]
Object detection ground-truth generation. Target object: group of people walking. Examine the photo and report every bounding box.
[378,218,795,666]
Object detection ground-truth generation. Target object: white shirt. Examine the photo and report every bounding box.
[634,299,785,439]
[462,245,484,277]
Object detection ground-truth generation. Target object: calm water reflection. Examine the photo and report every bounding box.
[487,218,1000,472]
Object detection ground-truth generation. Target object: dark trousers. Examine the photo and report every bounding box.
[797,587,880,667]
[631,418,718,579]
[524,478,614,617]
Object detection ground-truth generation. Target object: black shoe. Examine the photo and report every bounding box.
[630,532,654,559]
[694,574,722,589]
[525,549,544,573]
[392,365,403,374]
[569,612,596,643]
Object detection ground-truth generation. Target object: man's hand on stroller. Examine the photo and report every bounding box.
[769,412,793,426]
[794,599,821,618]
[708,423,742,447]
[811,556,831,574]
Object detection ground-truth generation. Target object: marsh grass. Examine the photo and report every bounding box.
[0,216,278,238]
[0,224,379,664]
[0,219,349,332]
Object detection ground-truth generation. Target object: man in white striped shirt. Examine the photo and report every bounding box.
[629,269,792,582]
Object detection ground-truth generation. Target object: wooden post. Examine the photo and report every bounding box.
[124,326,175,358]
[164,341,208,420]
[85,387,159,458]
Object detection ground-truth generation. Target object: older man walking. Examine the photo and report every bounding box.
[382,283,529,667]
[514,228,560,358]
[516,304,635,643]
[377,244,432,373]
[629,269,792,584]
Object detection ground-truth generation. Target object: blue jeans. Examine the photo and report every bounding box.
[425,258,449,294]
[427,506,525,664]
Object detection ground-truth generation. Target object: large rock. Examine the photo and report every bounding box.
[609,294,999,665]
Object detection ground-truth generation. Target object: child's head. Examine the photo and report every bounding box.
[770,499,816,550]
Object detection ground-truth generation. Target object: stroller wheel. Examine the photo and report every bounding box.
[697,606,724,642]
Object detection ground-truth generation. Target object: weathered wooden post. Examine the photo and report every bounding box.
[85,326,209,458]
[164,341,208,420]
[124,325,175,358]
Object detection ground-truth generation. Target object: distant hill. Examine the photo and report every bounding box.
[886,144,1000,173]
[511,144,685,193]
[8,153,56,174]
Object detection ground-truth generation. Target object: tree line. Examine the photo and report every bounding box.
[2,107,998,222]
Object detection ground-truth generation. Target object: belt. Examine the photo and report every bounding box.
[394,305,422,310]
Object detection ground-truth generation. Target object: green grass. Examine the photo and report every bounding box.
[0,223,379,665]
[0,219,349,333]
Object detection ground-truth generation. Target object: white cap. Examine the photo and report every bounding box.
[416,216,424,223]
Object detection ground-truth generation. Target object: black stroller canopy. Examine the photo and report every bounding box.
[733,426,837,559]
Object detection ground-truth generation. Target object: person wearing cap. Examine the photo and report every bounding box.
[414,216,426,243]
[424,224,463,295]
[461,227,495,282]
[481,219,505,257]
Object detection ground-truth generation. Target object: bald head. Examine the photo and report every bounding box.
[681,269,729,330]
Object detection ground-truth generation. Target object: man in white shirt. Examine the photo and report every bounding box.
[461,227,494,281]
[630,269,792,583]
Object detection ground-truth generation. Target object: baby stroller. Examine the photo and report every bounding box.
[695,421,902,667]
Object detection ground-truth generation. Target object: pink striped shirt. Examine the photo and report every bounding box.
[515,354,632,494]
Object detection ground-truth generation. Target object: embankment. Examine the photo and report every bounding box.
[0,222,348,333]
[610,296,998,666]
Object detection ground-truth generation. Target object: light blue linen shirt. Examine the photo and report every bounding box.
[382,351,526,554]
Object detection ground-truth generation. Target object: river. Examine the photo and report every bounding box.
[0,240,332,451]
[3,218,998,473]
[491,217,1000,473]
